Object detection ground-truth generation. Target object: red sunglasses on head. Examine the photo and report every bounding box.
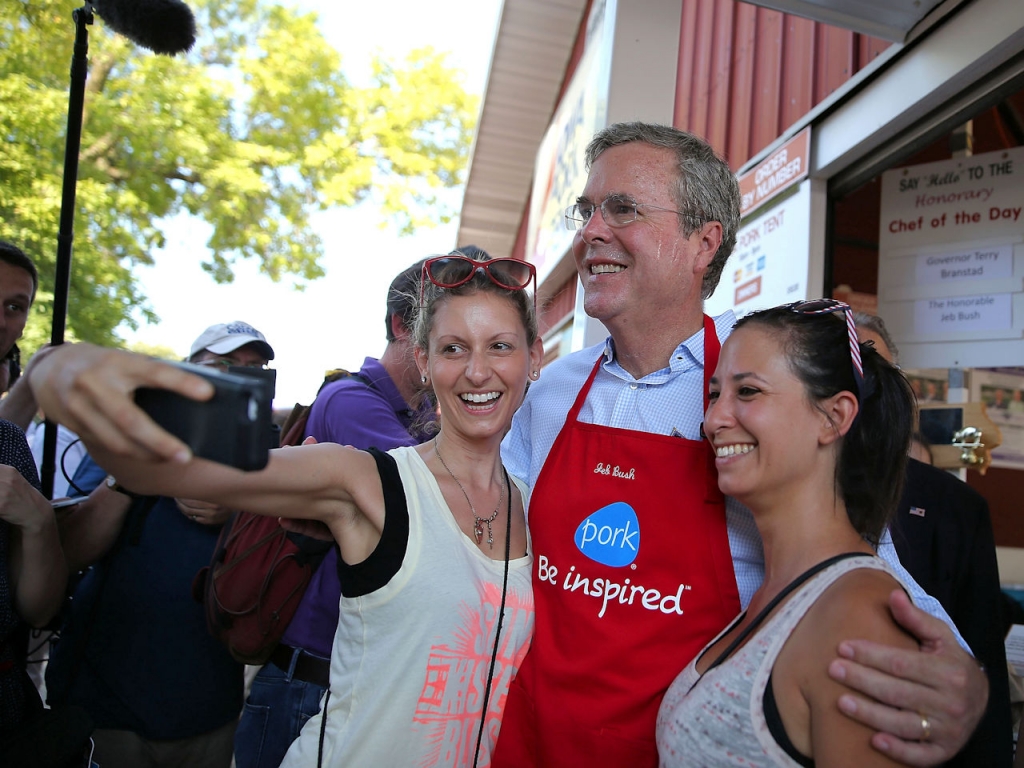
[419,255,537,309]
[784,298,864,399]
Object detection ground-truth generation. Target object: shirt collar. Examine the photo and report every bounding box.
[359,357,410,412]
[599,322,709,380]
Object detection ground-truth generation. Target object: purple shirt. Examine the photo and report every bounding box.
[280,357,433,655]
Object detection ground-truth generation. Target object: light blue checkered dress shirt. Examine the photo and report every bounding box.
[501,311,967,648]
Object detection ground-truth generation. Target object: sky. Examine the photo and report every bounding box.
[121,0,504,407]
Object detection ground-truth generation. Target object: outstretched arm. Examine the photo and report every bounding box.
[828,589,987,765]
[27,344,386,562]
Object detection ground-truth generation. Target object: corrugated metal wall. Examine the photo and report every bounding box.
[674,0,891,170]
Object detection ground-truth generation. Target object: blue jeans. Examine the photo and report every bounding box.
[233,658,327,768]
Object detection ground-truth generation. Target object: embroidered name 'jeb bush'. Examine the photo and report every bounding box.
[594,462,636,480]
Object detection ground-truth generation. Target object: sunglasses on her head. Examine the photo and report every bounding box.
[420,255,537,309]
[783,298,864,399]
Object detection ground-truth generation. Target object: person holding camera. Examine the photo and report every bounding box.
[233,256,439,768]
[43,321,275,768]
[26,251,542,767]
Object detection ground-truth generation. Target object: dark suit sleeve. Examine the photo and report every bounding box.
[892,460,1012,767]
[950,495,1012,768]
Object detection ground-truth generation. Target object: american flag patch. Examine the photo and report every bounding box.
[909,506,926,517]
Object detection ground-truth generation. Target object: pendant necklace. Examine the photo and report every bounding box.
[434,437,505,549]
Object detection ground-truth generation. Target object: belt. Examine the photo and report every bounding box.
[269,644,331,688]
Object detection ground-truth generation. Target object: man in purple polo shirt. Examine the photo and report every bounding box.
[233,256,437,768]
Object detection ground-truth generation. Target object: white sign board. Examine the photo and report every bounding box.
[913,293,1013,334]
[705,181,813,318]
[914,243,1014,285]
[877,147,1024,369]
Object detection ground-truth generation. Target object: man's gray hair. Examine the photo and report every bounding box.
[585,122,741,300]
[854,311,899,363]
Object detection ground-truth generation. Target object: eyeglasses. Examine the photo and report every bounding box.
[195,358,270,371]
[563,197,700,231]
[784,299,864,399]
[420,255,537,308]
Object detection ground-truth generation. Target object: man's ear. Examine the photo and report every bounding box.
[390,313,410,343]
[819,390,859,445]
[693,221,723,274]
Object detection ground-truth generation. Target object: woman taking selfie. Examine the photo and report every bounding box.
[657,300,920,767]
[29,252,542,768]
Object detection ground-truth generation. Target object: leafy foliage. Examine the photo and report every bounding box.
[1,0,477,351]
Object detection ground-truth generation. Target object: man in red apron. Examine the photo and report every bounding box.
[493,123,988,767]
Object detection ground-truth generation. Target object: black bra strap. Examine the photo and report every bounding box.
[706,552,871,671]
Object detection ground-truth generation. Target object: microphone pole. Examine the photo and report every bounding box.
[40,3,94,500]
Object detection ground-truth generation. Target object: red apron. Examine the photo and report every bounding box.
[493,315,740,768]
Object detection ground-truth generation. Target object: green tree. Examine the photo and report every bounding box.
[126,340,183,361]
[1,0,477,352]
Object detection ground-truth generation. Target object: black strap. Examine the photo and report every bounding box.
[317,689,330,767]
[705,552,870,672]
[763,676,815,767]
[473,468,512,768]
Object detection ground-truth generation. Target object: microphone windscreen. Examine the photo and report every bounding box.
[91,0,197,55]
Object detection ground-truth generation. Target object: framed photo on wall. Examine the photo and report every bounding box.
[903,369,949,404]
[970,368,1024,470]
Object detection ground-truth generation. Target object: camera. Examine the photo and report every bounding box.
[134,362,277,471]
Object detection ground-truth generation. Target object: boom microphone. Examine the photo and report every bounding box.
[90,0,196,55]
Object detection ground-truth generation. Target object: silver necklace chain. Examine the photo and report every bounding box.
[434,437,504,549]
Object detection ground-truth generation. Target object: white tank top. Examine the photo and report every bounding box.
[657,555,907,767]
[281,446,534,768]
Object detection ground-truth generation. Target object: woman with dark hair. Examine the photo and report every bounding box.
[657,300,921,767]
[25,252,543,767]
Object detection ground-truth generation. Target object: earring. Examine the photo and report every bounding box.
[530,370,539,380]
[420,374,428,385]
